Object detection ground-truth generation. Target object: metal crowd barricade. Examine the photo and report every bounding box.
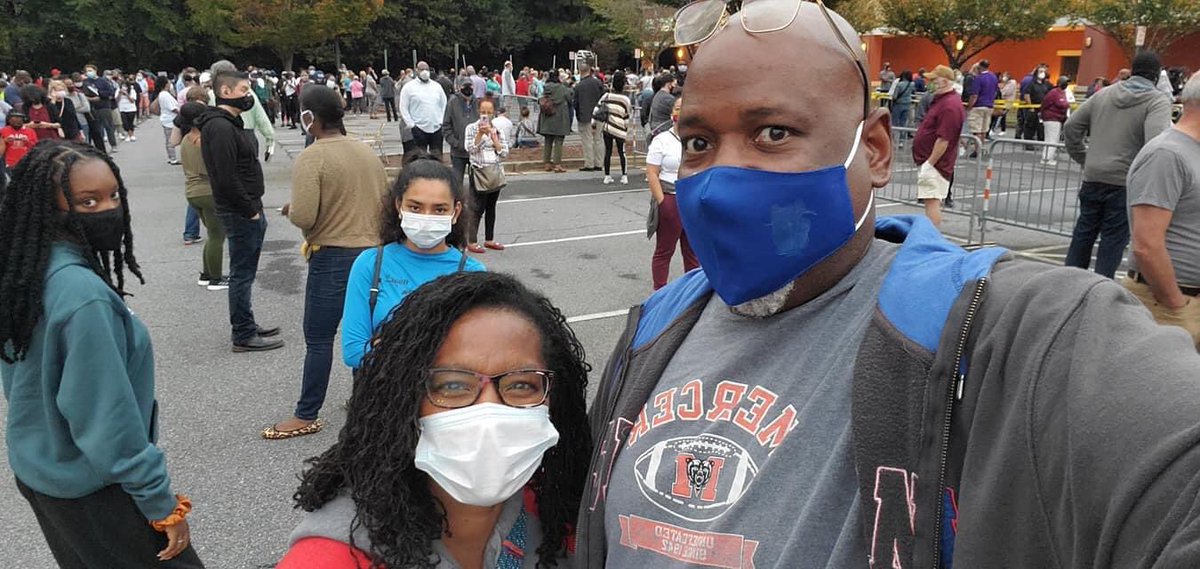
[880,126,985,243]
[977,137,1083,243]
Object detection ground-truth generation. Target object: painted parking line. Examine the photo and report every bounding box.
[566,309,631,324]
[500,188,648,204]
[506,229,644,248]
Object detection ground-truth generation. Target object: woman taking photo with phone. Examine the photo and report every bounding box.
[464,99,509,254]
[0,141,202,568]
[278,271,591,569]
[339,152,484,374]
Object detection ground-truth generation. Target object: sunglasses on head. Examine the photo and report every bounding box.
[672,0,870,118]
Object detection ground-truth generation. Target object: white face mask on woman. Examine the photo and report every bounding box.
[414,403,560,507]
[401,212,453,249]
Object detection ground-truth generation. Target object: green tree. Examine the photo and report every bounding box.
[585,0,676,67]
[882,0,1059,69]
[186,0,383,70]
[1070,0,1200,61]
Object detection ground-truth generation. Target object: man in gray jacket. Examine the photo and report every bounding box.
[1064,51,1173,278]
[443,76,480,201]
[574,64,607,172]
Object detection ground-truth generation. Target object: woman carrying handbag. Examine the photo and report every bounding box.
[464,99,510,254]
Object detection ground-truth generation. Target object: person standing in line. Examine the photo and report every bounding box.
[596,71,632,185]
[400,61,448,160]
[1021,65,1051,147]
[281,71,299,128]
[491,105,515,153]
[349,73,364,116]
[889,70,915,133]
[574,64,606,173]
[0,141,204,568]
[63,76,94,146]
[965,59,998,150]
[172,97,227,291]
[1064,51,1174,279]
[339,154,485,371]
[378,69,397,122]
[647,97,698,290]
[46,82,82,142]
[0,110,37,170]
[537,71,572,173]
[4,70,31,111]
[1124,70,1200,347]
[195,71,284,352]
[263,86,388,440]
[912,65,965,228]
[21,85,65,142]
[993,72,1017,136]
[154,77,181,165]
[646,73,677,142]
[117,76,139,142]
[83,65,117,151]
[1038,76,1070,166]
[443,77,482,245]
[467,66,487,100]
[463,99,509,254]
[879,61,895,94]
[208,61,278,163]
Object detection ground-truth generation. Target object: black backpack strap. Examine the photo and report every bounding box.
[368,245,385,321]
[457,247,469,272]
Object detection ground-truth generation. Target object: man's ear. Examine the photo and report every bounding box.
[863,107,893,189]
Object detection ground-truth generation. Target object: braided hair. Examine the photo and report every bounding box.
[295,271,592,569]
[0,140,144,363]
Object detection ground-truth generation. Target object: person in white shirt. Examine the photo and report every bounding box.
[646,97,698,290]
[400,61,449,159]
[155,79,181,164]
[491,106,515,151]
[116,78,139,142]
[464,99,511,253]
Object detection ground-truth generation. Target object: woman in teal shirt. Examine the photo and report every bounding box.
[0,141,202,567]
[341,152,485,370]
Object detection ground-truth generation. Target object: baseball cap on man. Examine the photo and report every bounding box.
[924,65,955,82]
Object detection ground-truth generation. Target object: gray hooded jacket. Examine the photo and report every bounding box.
[1064,76,1173,186]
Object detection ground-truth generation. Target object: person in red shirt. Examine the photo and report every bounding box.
[1,111,39,169]
[515,71,531,97]
[912,65,965,227]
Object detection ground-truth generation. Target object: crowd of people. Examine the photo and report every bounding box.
[2,0,1200,567]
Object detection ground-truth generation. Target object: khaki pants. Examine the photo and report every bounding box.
[580,123,603,168]
[1123,279,1200,348]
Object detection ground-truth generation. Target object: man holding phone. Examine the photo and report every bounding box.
[442,75,481,199]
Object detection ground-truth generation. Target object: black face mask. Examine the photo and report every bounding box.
[217,94,256,111]
[76,208,125,251]
[460,86,474,97]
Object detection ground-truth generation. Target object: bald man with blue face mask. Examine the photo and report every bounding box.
[576,2,1200,568]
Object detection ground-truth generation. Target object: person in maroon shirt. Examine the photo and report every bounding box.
[912,65,965,227]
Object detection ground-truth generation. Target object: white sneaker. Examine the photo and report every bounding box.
[129,135,137,142]
[603,175,613,185]
[1046,160,1057,167]
[119,134,127,141]
[620,175,628,184]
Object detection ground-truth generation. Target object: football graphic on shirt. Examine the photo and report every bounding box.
[633,434,759,522]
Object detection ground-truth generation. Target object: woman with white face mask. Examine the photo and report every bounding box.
[278,271,589,569]
[334,152,484,377]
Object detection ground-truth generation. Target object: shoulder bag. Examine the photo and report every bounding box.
[592,94,610,123]
[539,93,557,117]
[472,161,507,193]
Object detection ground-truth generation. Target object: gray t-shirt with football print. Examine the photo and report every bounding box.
[605,240,898,569]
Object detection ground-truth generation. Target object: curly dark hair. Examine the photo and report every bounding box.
[0,140,144,363]
[378,151,472,249]
[294,271,592,569]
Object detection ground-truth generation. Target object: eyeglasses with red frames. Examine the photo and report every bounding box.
[426,368,553,409]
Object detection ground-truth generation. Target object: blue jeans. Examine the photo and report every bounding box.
[1065,181,1129,279]
[295,246,366,420]
[217,211,267,343]
[184,206,200,240]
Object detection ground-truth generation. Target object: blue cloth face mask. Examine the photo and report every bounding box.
[676,121,871,306]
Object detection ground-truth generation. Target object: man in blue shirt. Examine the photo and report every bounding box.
[966,60,999,149]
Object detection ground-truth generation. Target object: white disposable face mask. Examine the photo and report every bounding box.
[300,110,314,132]
[415,403,560,507]
[402,211,453,249]
[419,70,431,82]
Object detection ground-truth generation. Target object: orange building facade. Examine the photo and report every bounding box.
[862,23,1200,87]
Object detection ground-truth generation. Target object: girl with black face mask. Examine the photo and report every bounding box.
[0,141,206,568]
